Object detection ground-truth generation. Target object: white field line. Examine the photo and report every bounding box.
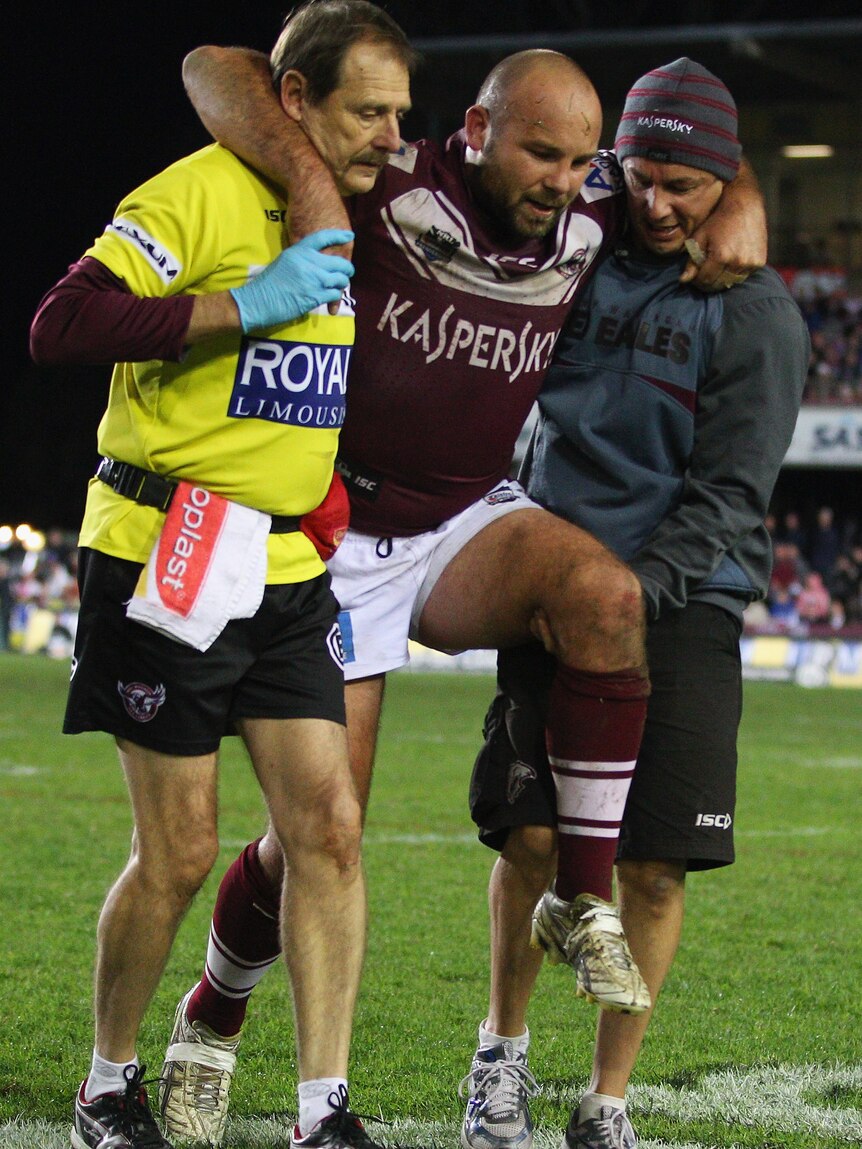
[4,1059,862,1149]
[216,823,844,851]
[0,761,48,775]
[0,1115,826,1149]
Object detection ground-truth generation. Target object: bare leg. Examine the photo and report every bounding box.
[96,741,219,1061]
[419,510,647,902]
[418,509,644,672]
[160,683,388,1142]
[256,673,386,881]
[239,716,365,1082]
[421,509,649,1005]
[486,826,556,1038]
[588,859,686,1098]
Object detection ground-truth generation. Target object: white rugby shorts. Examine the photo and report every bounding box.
[329,479,540,680]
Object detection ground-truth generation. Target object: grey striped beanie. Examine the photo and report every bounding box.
[614,57,741,182]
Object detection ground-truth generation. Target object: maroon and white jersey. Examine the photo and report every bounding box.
[343,131,624,536]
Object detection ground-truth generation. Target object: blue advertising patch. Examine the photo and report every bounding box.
[229,337,350,428]
[337,610,355,664]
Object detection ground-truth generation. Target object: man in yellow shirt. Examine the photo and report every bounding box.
[29,4,414,1148]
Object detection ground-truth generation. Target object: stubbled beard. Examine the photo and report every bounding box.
[471,175,563,243]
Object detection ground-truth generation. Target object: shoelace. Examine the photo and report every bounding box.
[578,901,624,936]
[110,1065,166,1146]
[181,1060,229,1114]
[571,902,634,970]
[458,1056,539,1120]
[587,1106,635,1149]
[309,1084,390,1148]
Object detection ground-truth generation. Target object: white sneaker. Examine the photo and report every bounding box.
[459,1041,538,1149]
[531,889,651,1014]
[561,1104,637,1149]
[158,986,240,1146]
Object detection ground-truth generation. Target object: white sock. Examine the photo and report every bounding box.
[84,1052,140,1102]
[478,1019,530,1057]
[297,1077,348,1136]
[578,1090,626,1121]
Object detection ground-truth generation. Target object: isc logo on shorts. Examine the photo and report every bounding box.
[695,812,733,829]
[229,338,350,428]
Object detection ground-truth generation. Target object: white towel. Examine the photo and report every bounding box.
[126,481,269,651]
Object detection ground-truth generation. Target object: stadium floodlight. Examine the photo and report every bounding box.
[21,529,46,552]
[781,145,834,158]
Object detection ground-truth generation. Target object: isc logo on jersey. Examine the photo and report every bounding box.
[230,337,351,429]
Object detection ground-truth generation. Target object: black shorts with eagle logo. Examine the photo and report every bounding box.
[470,602,742,871]
[64,548,346,756]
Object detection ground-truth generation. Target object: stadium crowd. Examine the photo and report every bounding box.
[743,505,862,636]
[0,530,80,657]
[4,502,861,655]
[798,284,862,406]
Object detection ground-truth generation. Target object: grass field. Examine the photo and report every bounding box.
[0,652,860,1149]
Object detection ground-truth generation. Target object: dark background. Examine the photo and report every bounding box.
[6,2,862,530]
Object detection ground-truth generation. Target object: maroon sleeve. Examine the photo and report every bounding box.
[29,256,195,367]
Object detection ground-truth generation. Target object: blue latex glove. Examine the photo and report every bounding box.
[230,228,355,332]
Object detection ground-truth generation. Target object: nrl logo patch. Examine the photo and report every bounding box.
[117,680,167,723]
[484,487,518,506]
[415,225,460,264]
[507,760,537,804]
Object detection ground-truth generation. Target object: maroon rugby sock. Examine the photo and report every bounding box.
[186,838,281,1037]
[546,665,649,902]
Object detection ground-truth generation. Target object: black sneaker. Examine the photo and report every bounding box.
[290,1085,386,1149]
[72,1064,173,1148]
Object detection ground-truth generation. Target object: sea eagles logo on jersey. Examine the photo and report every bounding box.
[556,248,589,280]
[230,338,351,428]
[382,187,604,306]
[415,225,460,264]
[109,218,181,284]
[117,680,167,723]
[507,760,537,804]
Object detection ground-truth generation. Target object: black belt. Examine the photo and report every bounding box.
[95,457,302,534]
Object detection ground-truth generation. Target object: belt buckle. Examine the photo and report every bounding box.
[113,462,147,502]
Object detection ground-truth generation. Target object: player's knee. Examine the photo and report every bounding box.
[278,787,363,875]
[320,797,363,873]
[587,561,643,640]
[545,553,644,664]
[618,859,685,915]
[503,824,557,889]
[135,829,219,905]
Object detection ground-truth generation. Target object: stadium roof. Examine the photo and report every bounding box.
[388,12,862,139]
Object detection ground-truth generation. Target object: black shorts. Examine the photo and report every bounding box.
[65,548,346,756]
[470,602,743,871]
